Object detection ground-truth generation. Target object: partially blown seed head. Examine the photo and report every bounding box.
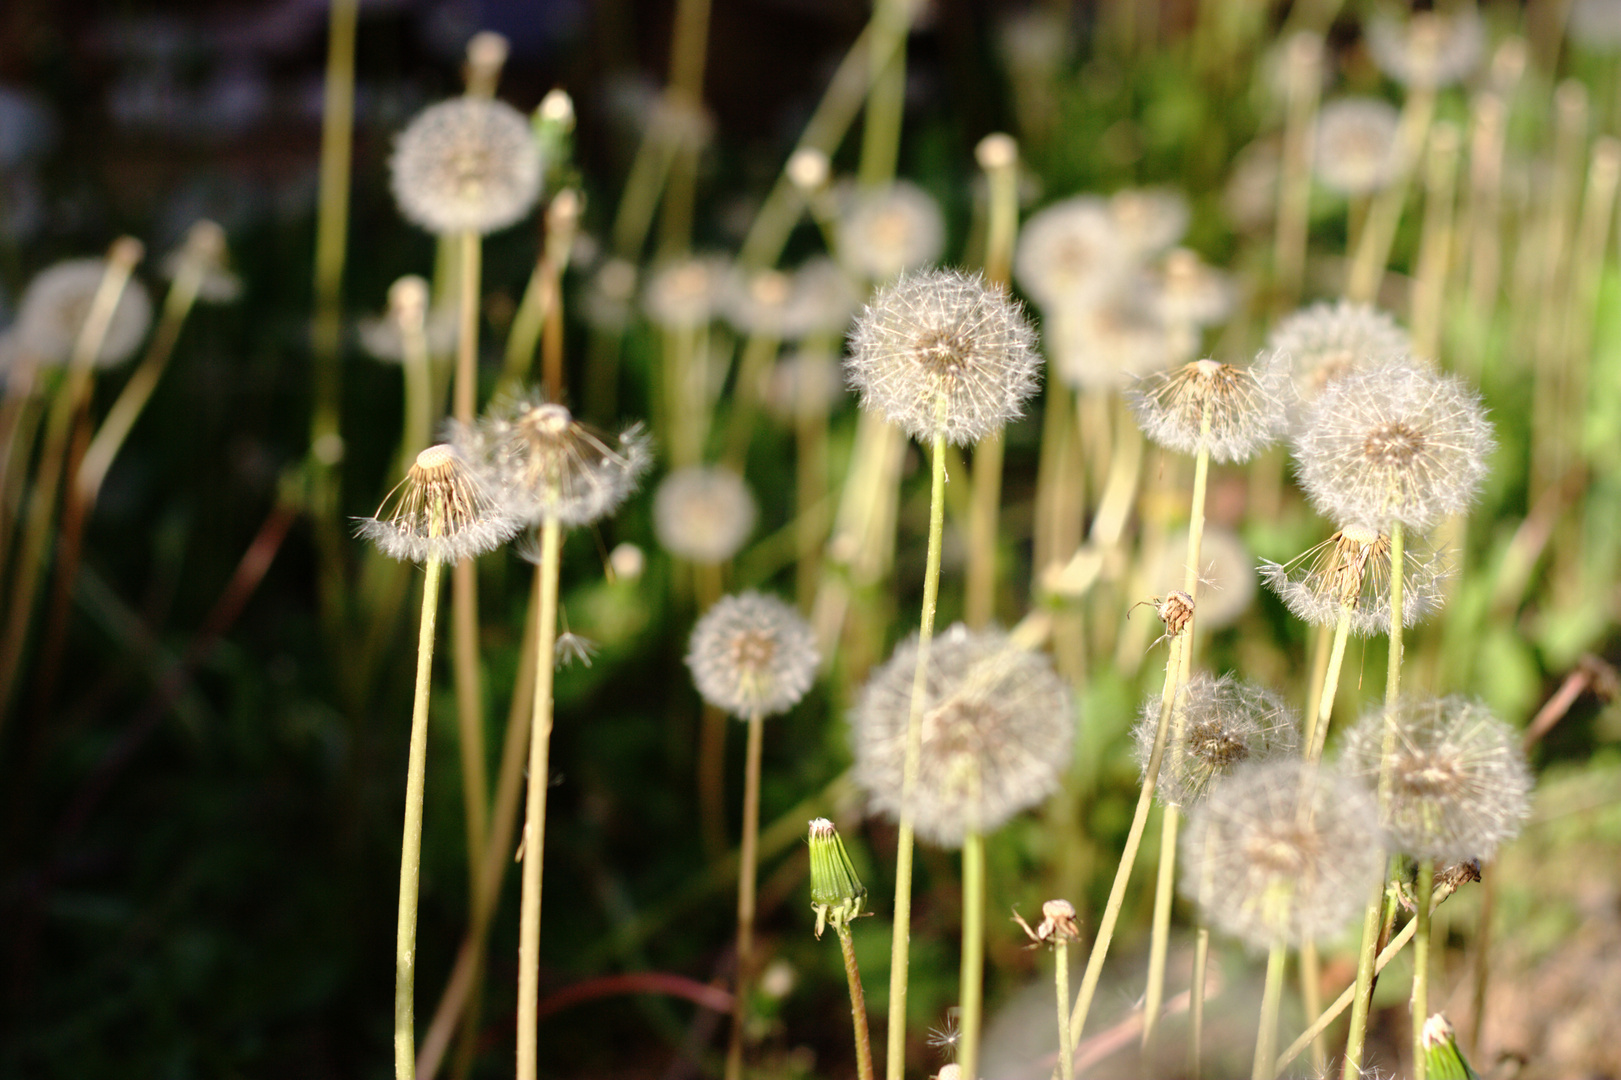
[390,97,543,235]
[653,466,757,563]
[687,591,818,718]
[1180,759,1385,948]
[1266,300,1414,404]
[1260,523,1450,635]
[1314,98,1402,196]
[15,258,153,368]
[1293,358,1494,531]
[845,267,1041,446]
[851,624,1073,848]
[1136,673,1301,809]
[1128,352,1293,463]
[1341,697,1532,862]
[357,443,522,563]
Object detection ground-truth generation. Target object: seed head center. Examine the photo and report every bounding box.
[1362,421,1426,467]
[731,629,778,675]
[913,328,971,374]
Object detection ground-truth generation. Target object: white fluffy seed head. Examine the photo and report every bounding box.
[1266,299,1414,405]
[851,624,1073,848]
[1314,98,1402,196]
[686,591,819,718]
[1046,291,1174,391]
[1180,759,1385,948]
[1127,352,1293,463]
[1259,525,1450,635]
[1152,249,1238,328]
[356,442,522,563]
[1293,358,1494,531]
[14,258,153,368]
[1013,195,1123,310]
[390,97,543,235]
[1108,187,1190,261]
[653,466,757,563]
[1341,696,1532,862]
[845,267,1041,446]
[1136,673,1301,808]
[1366,8,1486,89]
[642,255,731,331]
[836,180,946,282]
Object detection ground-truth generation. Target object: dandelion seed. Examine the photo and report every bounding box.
[1180,759,1384,948]
[389,97,543,235]
[1314,98,1402,197]
[851,624,1072,848]
[1292,358,1494,531]
[1013,195,1123,310]
[356,443,522,563]
[1128,352,1292,464]
[1366,9,1486,89]
[1260,523,1450,635]
[1135,674,1301,809]
[1341,697,1532,862]
[835,180,946,281]
[653,465,757,563]
[554,631,597,669]
[926,1010,962,1058]
[1266,299,1414,403]
[14,258,153,367]
[845,267,1041,447]
[687,591,819,718]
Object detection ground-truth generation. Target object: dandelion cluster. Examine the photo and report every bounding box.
[389,98,543,235]
[835,180,946,281]
[1314,98,1402,196]
[687,591,818,718]
[1135,673,1300,808]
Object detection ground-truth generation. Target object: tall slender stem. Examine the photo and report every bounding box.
[1411,858,1435,1080]
[838,924,875,1080]
[884,432,947,1080]
[1306,610,1353,765]
[1300,941,1326,1073]
[1189,924,1209,1078]
[396,555,445,1079]
[725,712,766,1080]
[1141,805,1180,1047]
[1346,86,1437,302]
[958,829,986,1080]
[859,0,909,188]
[515,519,563,1080]
[1251,940,1288,1080]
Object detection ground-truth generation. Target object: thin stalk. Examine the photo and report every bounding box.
[859,0,910,188]
[958,828,987,1080]
[1055,938,1074,1080]
[1141,805,1179,1047]
[655,0,712,255]
[396,554,446,1079]
[1300,941,1326,1074]
[1301,623,1332,752]
[515,518,563,1080]
[1345,84,1437,303]
[1411,857,1435,1080]
[1189,924,1209,1079]
[794,350,832,609]
[1306,610,1353,765]
[504,191,579,398]
[884,432,947,1080]
[724,711,766,1080]
[837,924,875,1080]
[1411,124,1461,360]
[1251,940,1288,1080]
[400,311,434,470]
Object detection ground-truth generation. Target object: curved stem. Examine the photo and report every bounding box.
[1306,610,1353,765]
[957,829,986,1080]
[724,712,766,1080]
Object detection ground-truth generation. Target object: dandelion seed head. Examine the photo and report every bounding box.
[845,267,1041,446]
[581,257,638,332]
[686,591,818,718]
[1180,760,1384,948]
[1224,137,1282,234]
[1570,0,1621,49]
[1108,186,1190,260]
[389,97,543,235]
[764,349,844,422]
[783,256,861,340]
[1367,9,1486,89]
[653,465,757,563]
[1047,292,1173,391]
[1314,98,1402,196]
[1341,697,1532,862]
[852,624,1073,848]
[1266,299,1414,405]
[1260,524,1449,635]
[14,258,153,368]
[721,267,794,338]
[160,220,240,303]
[356,442,521,563]
[1013,195,1123,309]
[1128,351,1292,463]
[643,255,731,331]
[359,276,458,362]
[1153,249,1238,328]
[836,180,946,281]
[1135,673,1301,809]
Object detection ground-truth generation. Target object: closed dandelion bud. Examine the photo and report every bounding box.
[1422,1015,1480,1080]
[532,89,576,170]
[1341,697,1532,862]
[1293,358,1494,531]
[1135,674,1301,809]
[807,817,866,937]
[1180,760,1385,948]
[846,267,1041,447]
[1128,352,1292,463]
[686,591,819,718]
[1013,195,1122,309]
[1314,98,1402,196]
[1260,523,1451,635]
[653,466,757,563]
[1155,590,1196,638]
[1265,299,1414,404]
[461,396,651,527]
[852,624,1073,848]
[356,443,522,563]
[1108,187,1190,261]
[15,258,153,368]
[836,180,946,281]
[389,97,543,235]
[1367,9,1485,89]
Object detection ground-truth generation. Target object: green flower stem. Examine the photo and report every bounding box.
[1067,631,1187,1057]
[396,553,445,1080]
[794,347,833,608]
[1189,924,1209,1079]
[1386,521,1406,707]
[884,431,947,1080]
[1411,858,1435,1080]
[724,711,767,1080]
[1251,939,1288,1080]
[515,518,563,1080]
[858,0,910,188]
[722,330,783,470]
[838,923,876,1080]
[958,828,986,1080]
[1053,936,1074,1080]
[1305,609,1353,765]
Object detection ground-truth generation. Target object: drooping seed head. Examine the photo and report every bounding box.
[1266,299,1414,405]
[1136,673,1301,809]
[1180,759,1385,948]
[1341,696,1532,863]
[835,180,946,282]
[1366,8,1486,89]
[14,258,153,368]
[1293,358,1494,531]
[1260,524,1450,635]
[845,267,1041,446]
[356,443,522,563]
[653,465,757,563]
[851,624,1073,848]
[1314,98,1403,196]
[389,97,543,235]
[687,591,818,719]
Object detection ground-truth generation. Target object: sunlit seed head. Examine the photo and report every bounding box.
[845,267,1040,447]
[1180,759,1384,948]
[1260,524,1450,635]
[1127,350,1292,463]
[1136,673,1301,809]
[356,442,521,563]
[1151,526,1257,630]
[461,394,651,527]
[786,147,830,192]
[1046,291,1172,391]
[1108,186,1190,261]
[1152,249,1238,329]
[1293,358,1494,531]
[389,98,543,236]
[608,541,644,582]
[1266,299,1415,405]
[643,254,730,331]
[358,290,458,364]
[783,256,861,341]
[851,624,1073,848]
[686,591,819,718]
[1341,697,1532,862]
[652,465,757,563]
[1366,8,1486,89]
[14,258,153,369]
[836,179,946,282]
[1314,98,1402,196]
[1012,195,1123,310]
